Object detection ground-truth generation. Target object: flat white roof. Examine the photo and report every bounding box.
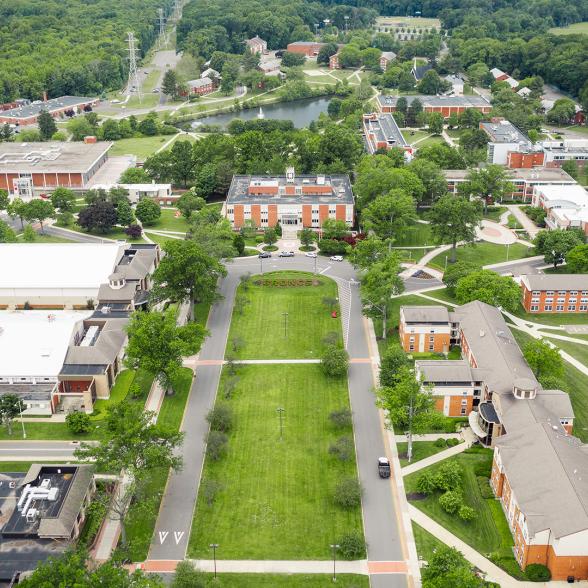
[537,185,588,207]
[0,243,123,289]
[0,310,92,377]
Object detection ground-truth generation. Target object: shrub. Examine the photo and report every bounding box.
[321,345,349,377]
[329,408,352,429]
[477,476,494,498]
[435,460,463,491]
[338,532,366,559]
[135,198,161,226]
[22,224,37,242]
[525,564,551,582]
[322,331,340,346]
[206,404,233,433]
[255,235,264,243]
[56,211,74,227]
[434,438,447,448]
[439,490,463,514]
[446,438,459,447]
[125,223,143,239]
[474,460,492,478]
[65,411,92,434]
[415,471,437,495]
[206,431,228,461]
[458,505,476,521]
[201,479,223,506]
[334,478,362,509]
[329,436,354,462]
[318,238,347,256]
[129,382,142,399]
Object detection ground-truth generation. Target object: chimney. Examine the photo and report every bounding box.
[43,91,48,102]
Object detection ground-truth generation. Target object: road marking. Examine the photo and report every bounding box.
[368,560,409,574]
[158,531,169,544]
[173,531,185,544]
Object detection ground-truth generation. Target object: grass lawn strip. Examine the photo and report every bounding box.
[145,208,191,233]
[108,135,172,159]
[428,242,530,271]
[226,271,343,359]
[412,521,445,562]
[185,574,369,586]
[511,305,588,326]
[397,440,461,467]
[188,364,363,559]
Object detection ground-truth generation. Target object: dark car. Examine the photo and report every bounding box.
[378,457,391,478]
[258,252,272,258]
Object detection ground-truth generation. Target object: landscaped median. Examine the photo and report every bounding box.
[188,271,365,561]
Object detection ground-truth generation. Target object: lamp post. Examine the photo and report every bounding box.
[330,543,340,581]
[282,312,288,338]
[260,255,264,275]
[19,399,27,439]
[314,254,317,275]
[445,255,448,271]
[506,242,510,261]
[277,407,285,440]
[209,543,219,578]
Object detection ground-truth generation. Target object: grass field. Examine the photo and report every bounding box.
[188,364,363,559]
[108,135,172,159]
[177,574,369,587]
[393,222,436,247]
[549,21,588,35]
[428,242,530,271]
[17,233,75,243]
[226,271,342,359]
[412,522,445,562]
[375,15,441,28]
[511,330,588,443]
[147,208,191,233]
[404,449,524,578]
[397,440,460,467]
[124,367,193,561]
[511,305,588,326]
[66,223,147,243]
[415,135,446,148]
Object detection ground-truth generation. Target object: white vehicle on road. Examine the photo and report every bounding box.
[330,255,343,262]
[305,252,317,258]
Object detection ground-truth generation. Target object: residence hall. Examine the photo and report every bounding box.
[362,113,412,157]
[0,95,99,126]
[0,141,111,200]
[520,274,588,313]
[225,167,354,230]
[0,243,160,415]
[376,94,491,118]
[479,119,537,166]
[532,184,588,234]
[444,167,577,202]
[400,301,587,579]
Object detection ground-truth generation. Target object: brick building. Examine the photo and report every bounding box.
[541,139,588,170]
[0,142,111,200]
[480,119,536,165]
[186,77,214,96]
[0,96,99,126]
[246,36,268,54]
[520,274,588,313]
[286,41,325,56]
[377,94,491,118]
[444,167,576,202]
[329,52,341,69]
[380,51,396,70]
[224,167,354,231]
[362,113,412,157]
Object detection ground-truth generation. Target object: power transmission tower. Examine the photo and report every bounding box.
[126,32,142,103]
[157,8,166,49]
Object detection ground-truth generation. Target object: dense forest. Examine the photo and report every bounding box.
[0,0,173,103]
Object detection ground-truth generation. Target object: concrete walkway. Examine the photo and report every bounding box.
[505,205,540,239]
[394,433,461,442]
[476,220,517,245]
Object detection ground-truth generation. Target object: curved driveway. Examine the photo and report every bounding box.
[147,256,409,587]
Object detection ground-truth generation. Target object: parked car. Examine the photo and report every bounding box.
[330,255,343,262]
[258,252,272,258]
[378,457,391,478]
[305,252,317,258]
[279,251,294,257]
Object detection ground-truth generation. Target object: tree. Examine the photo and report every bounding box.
[360,47,382,71]
[534,229,584,268]
[317,43,339,65]
[523,339,564,382]
[7,197,27,229]
[206,403,233,433]
[417,70,450,95]
[566,244,588,273]
[22,224,36,242]
[299,228,315,248]
[66,116,94,141]
[442,261,480,291]
[439,490,463,514]
[377,367,442,462]
[0,220,17,243]
[78,201,117,233]
[547,98,576,125]
[50,187,76,212]
[339,45,362,68]
[170,140,195,187]
[172,561,208,588]
[0,394,24,436]
[151,239,226,320]
[177,192,205,219]
[349,237,387,270]
[428,195,482,263]
[427,112,444,135]
[457,165,515,210]
[321,218,349,240]
[138,113,159,136]
[263,227,277,246]
[406,159,447,204]
[333,477,362,508]
[561,159,579,180]
[360,253,404,339]
[233,233,245,255]
[18,550,164,588]
[135,198,161,226]
[37,110,57,140]
[281,51,306,67]
[116,200,134,226]
[321,345,349,377]
[407,98,423,126]
[455,270,521,312]
[23,199,55,233]
[162,69,178,97]
[125,224,143,239]
[379,344,409,387]
[126,310,206,394]
[0,189,8,212]
[119,167,151,183]
[362,189,416,243]
[65,411,92,434]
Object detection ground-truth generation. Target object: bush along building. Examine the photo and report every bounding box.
[400,301,588,579]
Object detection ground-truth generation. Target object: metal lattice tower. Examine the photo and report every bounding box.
[126,32,142,103]
[157,8,166,49]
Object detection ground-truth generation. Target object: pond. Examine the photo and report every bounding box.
[191,96,331,129]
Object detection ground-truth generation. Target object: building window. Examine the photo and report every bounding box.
[227,207,234,215]
[546,290,554,295]
[556,305,564,311]
[531,298,539,303]
[558,290,566,295]
[530,305,538,311]
[545,298,553,303]
[569,306,576,311]
[460,408,467,415]
[532,290,540,296]
[582,291,588,296]
[557,297,566,303]
[461,399,468,405]
[545,305,553,311]
[571,290,578,295]
[580,305,588,311]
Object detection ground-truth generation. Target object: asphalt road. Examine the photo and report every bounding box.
[487,255,550,276]
[148,256,409,586]
[0,441,82,461]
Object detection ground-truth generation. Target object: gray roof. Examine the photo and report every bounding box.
[412,63,433,81]
[98,281,137,302]
[0,383,54,401]
[378,94,490,109]
[63,317,128,366]
[0,142,112,173]
[0,96,96,121]
[444,167,576,183]
[187,77,213,89]
[401,305,449,323]
[496,422,588,538]
[363,113,408,153]
[116,248,158,281]
[480,120,530,146]
[417,360,484,383]
[522,274,588,291]
[381,51,397,60]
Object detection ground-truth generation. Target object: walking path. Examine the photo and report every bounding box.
[505,205,540,239]
[394,433,461,442]
[441,130,456,148]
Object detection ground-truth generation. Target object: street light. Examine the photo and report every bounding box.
[277,407,285,440]
[260,255,264,275]
[18,399,26,439]
[282,312,289,338]
[506,242,510,261]
[314,254,317,275]
[444,255,448,271]
[330,543,340,581]
[209,543,219,578]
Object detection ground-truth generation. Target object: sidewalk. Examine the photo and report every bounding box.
[505,205,540,239]
[394,433,460,442]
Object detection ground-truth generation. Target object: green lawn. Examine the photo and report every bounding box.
[184,575,369,587]
[67,223,147,243]
[0,462,60,472]
[422,288,458,305]
[428,242,530,271]
[404,450,524,578]
[511,304,588,326]
[108,135,172,159]
[405,130,429,144]
[416,135,446,148]
[393,222,436,247]
[18,233,76,243]
[188,364,363,559]
[226,271,342,359]
[142,70,160,93]
[124,367,194,561]
[511,329,588,442]
[549,21,588,35]
[147,208,191,233]
[483,206,507,223]
[143,232,181,246]
[397,440,461,467]
[412,522,445,562]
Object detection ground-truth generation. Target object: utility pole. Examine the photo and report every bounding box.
[126,32,142,103]
[277,407,285,440]
[406,386,415,463]
[282,312,288,338]
[157,8,166,50]
[330,543,340,582]
[209,543,219,578]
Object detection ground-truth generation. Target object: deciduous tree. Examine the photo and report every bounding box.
[455,269,520,312]
[23,199,55,233]
[523,339,564,382]
[534,229,584,268]
[361,189,416,243]
[135,198,161,226]
[0,394,24,436]
[37,110,57,140]
[566,244,588,273]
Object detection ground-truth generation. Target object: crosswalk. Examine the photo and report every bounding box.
[332,276,353,349]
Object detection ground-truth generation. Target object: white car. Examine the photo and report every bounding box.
[330,255,343,262]
[305,252,317,258]
[279,251,295,257]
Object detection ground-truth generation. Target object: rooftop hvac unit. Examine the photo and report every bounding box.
[316,175,325,185]
[40,479,51,490]
[26,508,38,523]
